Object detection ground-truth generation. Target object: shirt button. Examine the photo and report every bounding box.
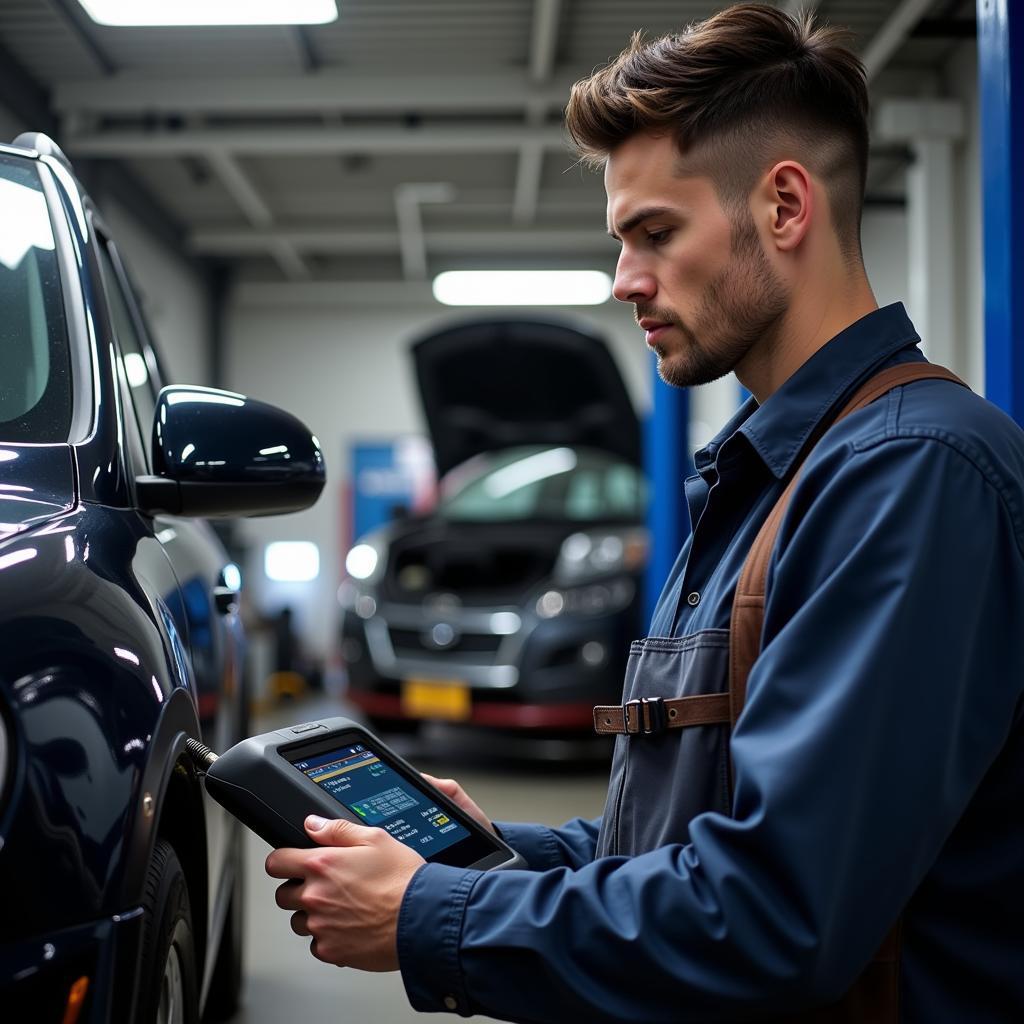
[686,591,700,607]
[443,995,459,1011]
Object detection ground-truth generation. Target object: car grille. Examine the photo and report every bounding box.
[387,626,503,656]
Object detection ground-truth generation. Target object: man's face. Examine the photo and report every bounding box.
[605,132,789,388]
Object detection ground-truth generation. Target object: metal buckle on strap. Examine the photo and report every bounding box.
[624,696,667,735]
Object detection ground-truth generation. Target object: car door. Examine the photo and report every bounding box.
[92,229,244,950]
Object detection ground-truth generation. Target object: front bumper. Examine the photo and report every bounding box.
[0,908,144,1023]
[341,585,638,730]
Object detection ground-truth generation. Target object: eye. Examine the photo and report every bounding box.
[647,229,672,246]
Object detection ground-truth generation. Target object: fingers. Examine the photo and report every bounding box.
[266,847,310,880]
[422,773,459,796]
[275,879,303,911]
[305,814,377,847]
[291,910,310,937]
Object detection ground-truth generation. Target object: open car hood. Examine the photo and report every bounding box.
[412,318,641,478]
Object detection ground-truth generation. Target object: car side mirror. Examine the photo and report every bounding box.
[135,385,326,518]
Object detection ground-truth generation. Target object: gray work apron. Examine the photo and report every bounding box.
[596,630,732,857]
[591,363,968,1023]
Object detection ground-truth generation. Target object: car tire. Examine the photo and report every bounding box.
[137,839,200,1024]
[203,846,245,1022]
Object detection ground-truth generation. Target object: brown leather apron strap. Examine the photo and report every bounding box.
[594,692,730,735]
[727,362,967,729]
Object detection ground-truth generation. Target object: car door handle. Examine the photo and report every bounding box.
[214,586,239,615]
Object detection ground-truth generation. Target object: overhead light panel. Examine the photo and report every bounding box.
[433,270,612,307]
[77,1,338,26]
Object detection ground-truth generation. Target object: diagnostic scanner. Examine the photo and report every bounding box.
[187,716,524,871]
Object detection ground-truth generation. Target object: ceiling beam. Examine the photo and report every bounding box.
[191,226,613,257]
[529,0,563,83]
[65,124,570,157]
[515,0,563,225]
[394,183,456,280]
[46,0,117,76]
[513,142,546,224]
[290,26,320,72]
[207,152,274,226]
[51,72,577,117]
[206,152,308,280]
[862,0,937,83]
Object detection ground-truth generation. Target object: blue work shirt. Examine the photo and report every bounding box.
[397,303,1024,1022]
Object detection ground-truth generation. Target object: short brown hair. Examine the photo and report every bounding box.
[565,3,869,259]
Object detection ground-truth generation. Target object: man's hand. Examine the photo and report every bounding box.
[421,773,496,835]
[266,815,426,971]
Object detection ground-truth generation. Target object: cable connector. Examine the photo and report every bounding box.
[185,737,219,774]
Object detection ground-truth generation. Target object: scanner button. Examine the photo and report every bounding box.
[291,723,324,734]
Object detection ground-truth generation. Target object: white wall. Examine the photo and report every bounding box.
[862,207,910,312]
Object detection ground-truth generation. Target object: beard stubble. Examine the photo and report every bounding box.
[640,214,789,389]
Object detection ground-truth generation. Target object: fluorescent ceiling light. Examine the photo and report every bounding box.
[433,270,612,307]
[77,1,338,26]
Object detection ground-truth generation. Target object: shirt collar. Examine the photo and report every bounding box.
[695,303,923,481]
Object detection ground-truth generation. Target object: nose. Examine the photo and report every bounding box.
[612,252,656,304]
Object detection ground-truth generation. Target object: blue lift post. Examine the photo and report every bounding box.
[644,355,690,627]
[979,0,1024,422]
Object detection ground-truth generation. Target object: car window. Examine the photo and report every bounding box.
[95,240,158,471]
[440,446,646,522]
[0,155,72,442]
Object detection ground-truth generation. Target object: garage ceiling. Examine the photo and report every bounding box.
[0,0,974,284]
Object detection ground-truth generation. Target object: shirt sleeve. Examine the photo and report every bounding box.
[396,435,1024,1023]
[493,817,602,871]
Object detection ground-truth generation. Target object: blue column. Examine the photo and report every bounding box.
[644,354,690,626]
[979,0,1024,422]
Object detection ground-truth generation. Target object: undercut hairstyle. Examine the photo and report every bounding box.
[565,3,870,261]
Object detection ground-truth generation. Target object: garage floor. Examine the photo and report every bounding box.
[229,695,612,1023]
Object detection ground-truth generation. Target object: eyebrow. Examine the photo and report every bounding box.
[607,205,675,241]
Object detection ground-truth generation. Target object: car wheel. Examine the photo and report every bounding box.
[138,839,200,1024]
[203,847,245,1021]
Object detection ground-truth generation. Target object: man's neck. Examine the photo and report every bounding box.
[736,274,878,404]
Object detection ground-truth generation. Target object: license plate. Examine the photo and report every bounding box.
[401,679,471,721]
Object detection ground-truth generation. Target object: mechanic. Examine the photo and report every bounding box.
[266,4,1024,1021]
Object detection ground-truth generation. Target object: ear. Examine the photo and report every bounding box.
[760,160,813,253]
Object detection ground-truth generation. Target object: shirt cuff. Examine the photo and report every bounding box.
[492,821,561,870]
[397,861,483,1016]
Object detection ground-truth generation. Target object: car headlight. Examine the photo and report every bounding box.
[344,538,386,582]
[536,578,636,619]
[554,528,648,586]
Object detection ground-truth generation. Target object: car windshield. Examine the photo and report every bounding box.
[439,445,646,522]
[0,154,72,442]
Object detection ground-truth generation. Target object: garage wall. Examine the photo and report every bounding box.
[863,207,910,311]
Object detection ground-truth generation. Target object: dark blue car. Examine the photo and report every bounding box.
[0,134,325,1022]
